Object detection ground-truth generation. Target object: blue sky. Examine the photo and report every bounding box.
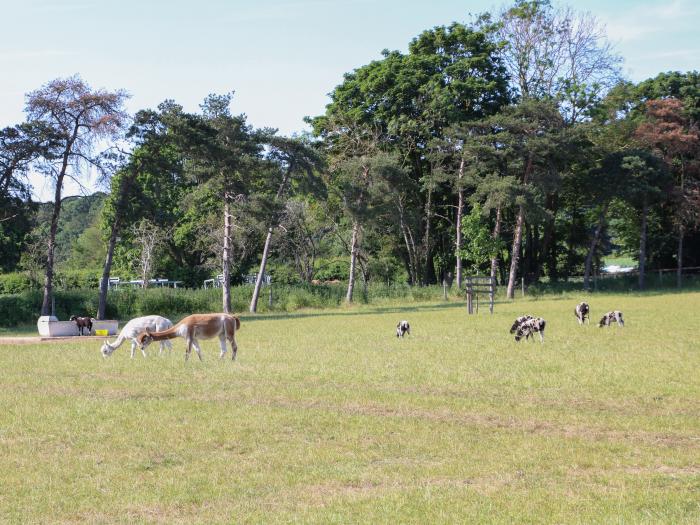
[1,0,698,200]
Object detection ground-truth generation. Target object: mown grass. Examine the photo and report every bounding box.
[1,292,698,523]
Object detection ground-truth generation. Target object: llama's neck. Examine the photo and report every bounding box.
[148,324,181,341]
[106,334,128,350]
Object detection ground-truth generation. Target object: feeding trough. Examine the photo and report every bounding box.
[37,316,119,337]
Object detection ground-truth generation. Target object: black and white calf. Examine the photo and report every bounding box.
[598,310,624,328]
[574,302,590,324]
[509,315,533,334]
[396,320,411,338]
[514,317,546,342]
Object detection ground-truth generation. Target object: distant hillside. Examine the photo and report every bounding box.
[34,192,108,269]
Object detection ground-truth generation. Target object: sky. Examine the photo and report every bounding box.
[1,0,698,201]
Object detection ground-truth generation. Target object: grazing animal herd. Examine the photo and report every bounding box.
[507,301,624,344]
[85,299,622,360]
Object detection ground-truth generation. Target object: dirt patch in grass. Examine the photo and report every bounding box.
[236,395,700,449]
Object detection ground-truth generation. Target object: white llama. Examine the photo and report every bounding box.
[100,315,174,358]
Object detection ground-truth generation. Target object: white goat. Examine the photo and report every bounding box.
[100,315,173,358]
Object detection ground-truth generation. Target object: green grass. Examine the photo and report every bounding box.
[1,292,699,523]
[602,255,637,268]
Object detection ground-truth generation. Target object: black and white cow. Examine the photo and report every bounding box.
[509,315,533,334]
[396,320,411,338]
[514,317,546,342]
[574,302,590,325]
[598,310,624,328]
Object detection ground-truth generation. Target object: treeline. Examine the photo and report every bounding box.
[1,0,699,318]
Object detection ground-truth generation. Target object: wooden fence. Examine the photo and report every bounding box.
[464,276,496,314]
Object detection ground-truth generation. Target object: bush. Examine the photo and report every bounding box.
[0,272,32,294]
[315,258,350,281]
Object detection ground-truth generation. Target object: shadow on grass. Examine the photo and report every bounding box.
[240,300,472,323]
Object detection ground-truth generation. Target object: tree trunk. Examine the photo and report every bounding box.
[490,205,502,285]
[346,220,359,303]
[638,198,648,290]
[506,155,533,300]
[455,158,465,289]
[421,187,433,285]
[506,205,525,299]
[249,169,293,312]
[97,226,118,319]
[677,225,684,288]
[541,193,558,282]
[41,176,64,315]
[222,192,232,313]
[249,227,273,313]
[41,141,74,316]
[583,201,609,292]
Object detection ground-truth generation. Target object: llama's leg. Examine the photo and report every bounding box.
[539,330,544,342]
[185,339,192,362]
[230,335,237,361]
[218,333,227,359]
[140,342,147,358]
[192,339,203,361]
[130,342,136,359]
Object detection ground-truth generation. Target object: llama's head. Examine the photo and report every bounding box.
[69,315,77,322]
[100,341,115,358]
[135,329,153,349]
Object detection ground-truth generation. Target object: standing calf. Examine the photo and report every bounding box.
[70,315,93,336]
[574,302,590,325]
[396,320,410,338]
[598,311,624,328]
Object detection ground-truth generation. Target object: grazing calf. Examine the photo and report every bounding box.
[574,302,590,325]
[514,317,546,342]
[70,315,93,336]
[598,311,624,328]
[396,320,410,338]
[510,315,533,334]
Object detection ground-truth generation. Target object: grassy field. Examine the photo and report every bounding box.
[1,291,698,523]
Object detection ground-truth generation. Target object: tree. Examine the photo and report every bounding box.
[97,105,181,319]
[25,76,129,316]
[617,152,671,289]
[249,136,324,312]
[495,0,622,122]
[197,93,264,313]
[310,21,510,286]
[459,203,503,274]
[635,98,700,287]
[469,100,564,299]
[130,218,169,288]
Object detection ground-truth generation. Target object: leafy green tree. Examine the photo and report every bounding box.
[249,136,324,312]
[459,203,503,274]
[617,152,671,289]
[310,21,510,285]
